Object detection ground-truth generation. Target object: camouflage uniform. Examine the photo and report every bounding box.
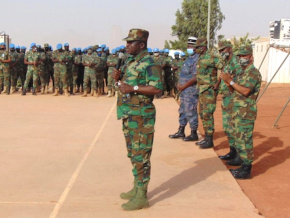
[106,54,118,92]
[44,49,54,89]
[37,51,47,90]
[95,55,106,92]
[0,49,11,93]
[23,51,40,90]
[196,48,223,137]
[118,48,163,188]
[232,63,261,165]
[152,55,164,97]
[18,52,26,88]
[64,50,74,93]
[82,53,97,91]
[52,50,68,90]
[172,57,184,99]
[163,55,173,94]
[178,53,199,130]
[10,50,19,90]
[73,53,82,90]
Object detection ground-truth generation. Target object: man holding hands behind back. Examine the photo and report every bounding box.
[112,28,163,211]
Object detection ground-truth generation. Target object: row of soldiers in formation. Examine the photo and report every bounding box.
[0,42,187,98]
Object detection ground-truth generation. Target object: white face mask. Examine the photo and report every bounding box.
[154,53,159,57]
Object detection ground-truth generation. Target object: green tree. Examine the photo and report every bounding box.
[165,0,225,50]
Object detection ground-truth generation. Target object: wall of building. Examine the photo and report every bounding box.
[254,41,270,82]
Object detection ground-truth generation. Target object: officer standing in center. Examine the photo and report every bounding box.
[169,36,199,141]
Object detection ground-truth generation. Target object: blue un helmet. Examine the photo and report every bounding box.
[164,48,169,53]
[147,48,152,53]
[160,49,164,54]
[111,49,116,54]
[180,52,186,57]
[21,46,26,50]
[174,51,180,56]
[64,43,69,47]
[101,44,106,49]
[77,47,81,51]
[97,48,102,52]
[104,47,109,51]
[16,45,20,49]
[9,43,15,49]
[30,42,36,48]
[56,43,62,50]
[153,48,159,53]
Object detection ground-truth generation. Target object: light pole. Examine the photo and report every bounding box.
[207,0,211,49]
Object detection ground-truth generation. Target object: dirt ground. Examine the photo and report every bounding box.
[211,84,290,218]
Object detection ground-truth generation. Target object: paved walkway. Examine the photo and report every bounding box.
[0,94,262,218]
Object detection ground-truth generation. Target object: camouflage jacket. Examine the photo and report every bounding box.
[220,54,243,98]
[52,50,67,69]
[25,51,40,70]
[117,50,163,119]
[82,54,97,72]
[106,54,118,74]
[232,64,262,120]
[37,51,47,71]
[196,50,224,93]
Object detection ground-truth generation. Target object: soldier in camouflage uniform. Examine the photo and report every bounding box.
[152,48,164,98]
[163,49,173,97]
[217,41,244,166]
[22,43,40,95]
[194,38,224,149]
[112,29,163,211]
[95,48,106,95]
[82,48,98,97]
[64,43,74,95]
[221,45,261,179]
[171,51,185,100]
[44,43,53,93]
[106,48,118,97]
[52,44,68,96]
[9,44,19,94]
[17,46,27,90]
[169,36,200,141]
[0,43,12,94]
[37,45,47,94]
[72,48,82,93]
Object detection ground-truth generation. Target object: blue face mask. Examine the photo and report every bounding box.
[98,53,102,57]
[187,48,195,55]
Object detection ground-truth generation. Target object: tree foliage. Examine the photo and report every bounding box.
[165,0,225,50]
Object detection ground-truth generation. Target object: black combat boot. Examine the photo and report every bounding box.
[199,135,214,149]
[195,134,207,146]
[59,88,63,95]
[70,85,74,95]
[169,126,185,139]
[183,130,198,141]
[226,152,243,166]
[230,163,252,179]
[219,146,237,160]
[22,88,26,96]
[32,88,36,95]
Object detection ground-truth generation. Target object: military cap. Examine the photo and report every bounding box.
[153,48,159,52]
[56,43,62,49]
[97,48,102,52]
[30,42,36,48]
[64,43,69,47]
[218,41,232,51]
[111,49,116,54]
[188,36,197,45]
[180,52,186,57]
[236,45,253,56]
[44,43,49,48]
[147,48,152,53]
[120,45,126,49]
[9,43,15,49]
[164,48,169,53]
[194,38,207,47]
[174,51,180,55]
[21,46,26,50]
[123,28,149,42]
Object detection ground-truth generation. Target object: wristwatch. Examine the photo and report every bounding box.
[133,86,139,94]
[230,81,235,86]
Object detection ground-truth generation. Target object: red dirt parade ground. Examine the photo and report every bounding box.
[213,84,290,218]
[0,84,289,218]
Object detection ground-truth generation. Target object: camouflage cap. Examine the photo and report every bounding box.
[218,41,232,51]
[44,43,49,48]
[123,28,149,42]
[194,38,207,47]
[236,45,253,56]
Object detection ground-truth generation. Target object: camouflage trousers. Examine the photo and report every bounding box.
[0,66,3,91]
[72,69,78,87]
[18,68,26,87]
[221,96,235,147]
[198,88,217,136]
[96,72,104,89]
[164,71,173,91]
[2,65,10,90]
[179,89,199,130]
[10,67,18,87]
[38,69,48,88]
[24,67,39,89]
[107,72,114,91]
[67,66,73,88]
[54,65,67,89]
[122,115,155,187]
[83,69,97,90]
[233,113,255,164]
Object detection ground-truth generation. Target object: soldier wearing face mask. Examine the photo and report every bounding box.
[152,48,164,98]
[0,43,12,94]
[220,45,261,179]
[217,41,243,166]
[9,44,19,94]
[106,48,118,97]
[44,43,54,93]
[194,38,224,149]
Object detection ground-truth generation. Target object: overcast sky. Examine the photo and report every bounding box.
[1,0,289,50]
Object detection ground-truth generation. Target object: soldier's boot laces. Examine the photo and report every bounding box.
[93,90,99,97]
[81,91,87,97]
[52,89,59,96]
[219,146,237,160]
[230,163,252,179]
[183,130,199,141]
[121,187,149,211]
[169,126,185,139]
[199,135,214,149]
[120,180,137,200]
